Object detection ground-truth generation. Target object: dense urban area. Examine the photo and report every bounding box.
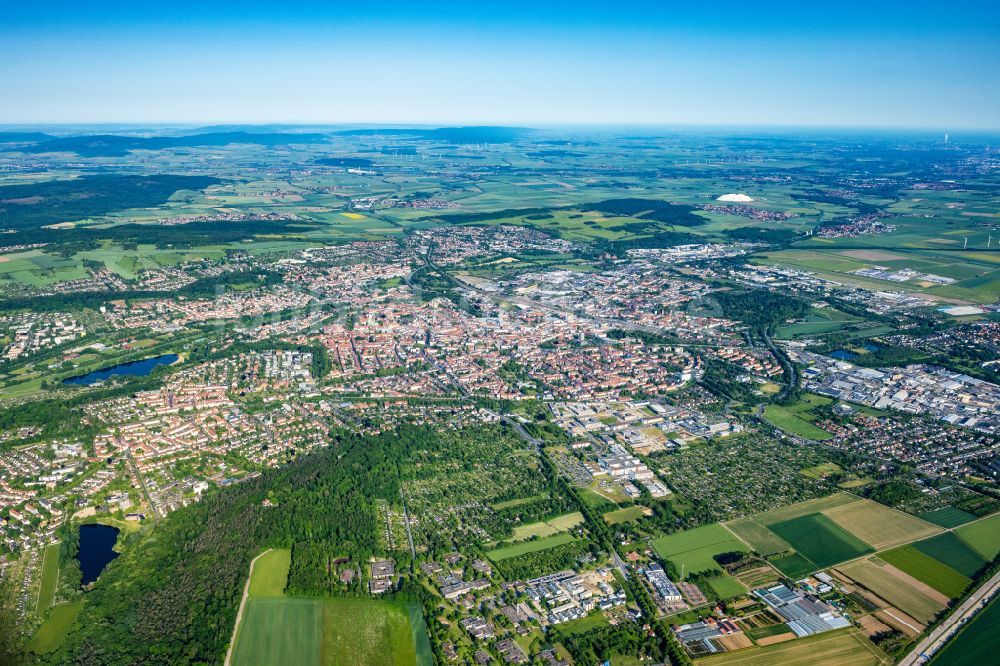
[0,125,998,666]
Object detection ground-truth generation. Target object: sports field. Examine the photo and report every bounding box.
[768,513,873,571]
[930,596,1000,665]
[911,532,987,578]
[954,513,1000,560]
[877,546,970,599]
[822,500,942,550]
[511,511,583,540]
[487,532,579,560]
[36,542,60,615]
[652,524,749,576]
[837,559,946,624]
[247,548,291,597]
[698,627,889,666]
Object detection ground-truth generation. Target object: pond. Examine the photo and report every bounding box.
[829,350,856,360]
[63,354,178,385]
[78,523,120,585]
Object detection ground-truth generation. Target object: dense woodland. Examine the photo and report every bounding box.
[43,425,474,665]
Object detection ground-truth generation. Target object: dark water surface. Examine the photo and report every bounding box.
[78,523,120,585]
[63,354,178,385]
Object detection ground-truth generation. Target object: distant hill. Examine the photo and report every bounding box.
[0,174,220,230]
[5,132,329,157]
[336,126,532,144]
[0,132,57,143]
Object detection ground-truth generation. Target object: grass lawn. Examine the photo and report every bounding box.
[603,506,650,525]
[768,513,873,570]
[248,548,291,597]
[930,596,1000,665]
[878,546,970,599]
[552,611,610,637]
[652,524,749,577]
[955,513,1000,560]
[26,601,83,654]
[487,532,580,561]
[699,628,888,665]
[912,532,988,578]
[36,542,60,615]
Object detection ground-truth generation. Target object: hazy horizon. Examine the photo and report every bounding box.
[2,1,999,128]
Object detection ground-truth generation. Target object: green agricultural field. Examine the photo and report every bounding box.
[756,493,861,526]
[931,596,1000,665]
[487,532,580,561]
[768,513,873,571]
[510,511,583,540]
[912,532,988,578]
[822,499,942,551]
[248,549,291,597]
[706,575,747,599]
[919,507,978,528]
[723,518,793,556]
[232,597,323,666]
[837,558,946,625]
[878,546,971,599]
[955,513,1000,560]
[603,506,650,525]
[699,627,889,666]
[36,542,60,615]
[769,552,816,579]
[652,523,749,577]
[26,601,83,654]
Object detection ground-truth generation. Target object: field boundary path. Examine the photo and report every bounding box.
[224,548,273,666]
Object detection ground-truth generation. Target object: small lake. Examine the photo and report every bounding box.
[78,523,120,585]
[63,354,178,385]
[829,350,856,360]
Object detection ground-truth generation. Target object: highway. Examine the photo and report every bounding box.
[899,568,1000,665]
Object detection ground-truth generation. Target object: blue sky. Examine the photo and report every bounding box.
[2,1,999,128]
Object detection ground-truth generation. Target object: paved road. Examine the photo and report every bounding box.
[899,568,1000,665]
[124,448,160,519]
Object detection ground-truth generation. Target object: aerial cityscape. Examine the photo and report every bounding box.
[1,2,999,666]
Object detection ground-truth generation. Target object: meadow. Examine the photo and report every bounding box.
[247,548,291,597]
[510,511,583,540]
[35,542,60,615]
[26,601,84,655]
[486,532,580,561]
[603,506,650,525]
